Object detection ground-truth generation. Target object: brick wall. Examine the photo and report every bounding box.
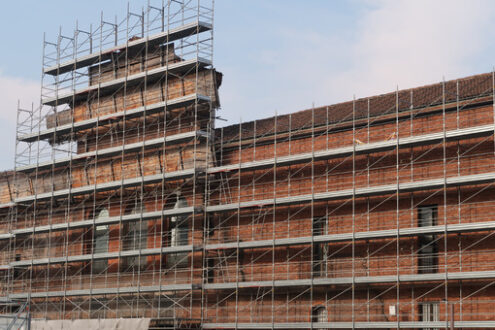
[5,42,495,324]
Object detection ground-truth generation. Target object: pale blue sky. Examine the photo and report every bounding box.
[1,0,495,170]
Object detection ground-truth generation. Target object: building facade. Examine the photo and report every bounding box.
[1,1,495,329]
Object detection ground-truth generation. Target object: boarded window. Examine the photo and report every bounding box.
[166,196,189,268]
[93,209,109,273]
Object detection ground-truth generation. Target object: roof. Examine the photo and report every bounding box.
[0,171,14,180]
[216,72,493,142]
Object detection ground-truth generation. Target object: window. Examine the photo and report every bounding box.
[13,254,21,279]
[312,217,327,277]
[93,209,109,273]
[313,217,326,236]
[166,196,189,268]
[418,206,437,227]
[418,206,438,274]
[124,203,148,270]
[312,306,327,330]
[418,242,437,274]
[205,257,215,283]
[419,302,439,330]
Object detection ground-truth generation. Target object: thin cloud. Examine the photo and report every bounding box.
[327,0,495,100]
[217,0,495,127]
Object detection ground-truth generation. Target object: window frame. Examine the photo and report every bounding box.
[165,196,189,268]
[123,203,148,270]
[312,216,328,277]
[419,301,440,330]
[92,208,110,274]
[417,205,438,274]
[312,305,328,329]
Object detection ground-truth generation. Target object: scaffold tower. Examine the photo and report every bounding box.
[12,0,216,326]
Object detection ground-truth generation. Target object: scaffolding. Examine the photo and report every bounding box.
[2,0,495,329]
[10,0,215,326]
[201,72,495,328]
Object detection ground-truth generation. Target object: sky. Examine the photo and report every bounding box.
[1,0,495,170]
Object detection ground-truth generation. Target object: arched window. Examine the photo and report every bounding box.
[166,195,189,268]
[93,208,109,273]
[312,306,327,330]
[125,203,148,270]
